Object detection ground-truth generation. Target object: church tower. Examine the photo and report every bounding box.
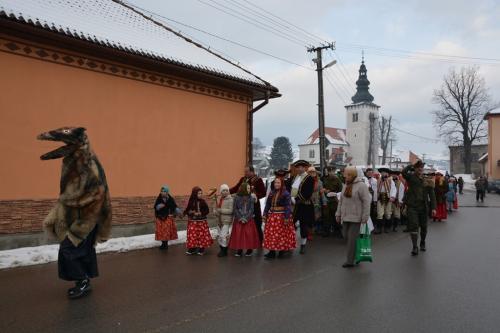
[345,56,380,166]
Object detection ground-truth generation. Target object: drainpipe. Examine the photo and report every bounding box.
[248,91,270,165]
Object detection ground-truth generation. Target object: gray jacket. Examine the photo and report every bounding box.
[335,178,371,223]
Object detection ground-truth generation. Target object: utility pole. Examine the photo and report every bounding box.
[308,43,335,174]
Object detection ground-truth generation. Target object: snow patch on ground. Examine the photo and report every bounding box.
[0,228,219,270]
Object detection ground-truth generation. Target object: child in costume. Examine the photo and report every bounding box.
[184,187,213,255]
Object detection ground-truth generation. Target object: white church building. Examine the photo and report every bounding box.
[299,58,381,167]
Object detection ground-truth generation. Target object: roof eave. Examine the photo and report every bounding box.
[0,16,280,102]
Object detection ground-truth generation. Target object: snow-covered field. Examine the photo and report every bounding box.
[0,228,219,270]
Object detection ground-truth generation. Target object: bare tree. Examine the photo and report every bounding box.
[432,66,498,173]
[379,115,396,165]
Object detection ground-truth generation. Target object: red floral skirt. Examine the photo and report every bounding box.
[433,203,448,220]
[228,219,261,250]
[186,220,213,248]
[453,195,458,210]
[263,212,296,251]
[155,217,178,241]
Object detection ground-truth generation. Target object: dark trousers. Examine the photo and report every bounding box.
[342,222,360,265]
[407,207,428,241]
[58,227,98,281]
[294,204,314,238]
[476,190,485,202]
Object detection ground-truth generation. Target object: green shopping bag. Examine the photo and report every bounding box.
[355,224,373,264]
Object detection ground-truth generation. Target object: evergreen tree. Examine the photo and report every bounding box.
[270,136,293,169]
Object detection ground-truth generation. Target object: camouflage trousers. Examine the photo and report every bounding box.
[406,206,428,237]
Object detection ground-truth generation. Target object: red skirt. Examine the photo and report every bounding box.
[186,220,213,248]
[263,212,296,251]
[433,203,448,220]
[453,195,458,210]
[228,219,261,250]
[155,217,178,241]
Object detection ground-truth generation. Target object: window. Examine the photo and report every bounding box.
[352,113,359,122]
[309,149,315,158]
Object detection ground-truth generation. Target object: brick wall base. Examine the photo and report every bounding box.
[0,196,193,235]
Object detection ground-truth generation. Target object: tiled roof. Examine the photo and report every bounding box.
[0,0,274,90]
[305,127,347,145]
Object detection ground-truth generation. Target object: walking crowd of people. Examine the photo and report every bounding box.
[154,158,464,267]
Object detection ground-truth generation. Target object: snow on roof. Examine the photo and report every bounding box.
[305,127,347,145]
[0,0,270,87]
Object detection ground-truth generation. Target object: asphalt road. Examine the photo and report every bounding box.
[1,191,499,333]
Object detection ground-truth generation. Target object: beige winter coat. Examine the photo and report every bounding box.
[214,195,234,225]
[335,178,371,223]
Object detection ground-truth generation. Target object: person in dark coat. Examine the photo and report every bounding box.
[154,185,179,250]
[290,160,315,254]
[402,160,436,256]
[230,165,266,244]
[184,187,212,255]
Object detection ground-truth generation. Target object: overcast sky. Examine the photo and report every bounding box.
[131,0,500,159]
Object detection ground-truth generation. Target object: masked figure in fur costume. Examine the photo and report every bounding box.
[38,127,112,299]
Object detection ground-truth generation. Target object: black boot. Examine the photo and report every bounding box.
[374,220,383,234]
[393,219,399,232]
[197,247,205,256]
[264,250,276,260]
[186,248,197,255]
[277,251,286,258]
[235,249,243,257]
[411,234,419,256]
[300,244,306,254]
[420,241,426,252]
[384,219,390,233]
[217,246,228,257]
[159,241,167,250]
[245,249,253,257]
[68,279,92,299]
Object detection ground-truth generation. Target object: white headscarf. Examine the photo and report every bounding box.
[356,167,370,187]
[220,184,230,193]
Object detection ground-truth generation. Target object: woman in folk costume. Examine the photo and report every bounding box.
[290,160,315,254]
[433,172,448,222]
[184,187,213,255]
[263,176,295,259]
[307,166,327,236]
[228,182,261,257]
[213,184,234,257]
[154,185,179,250]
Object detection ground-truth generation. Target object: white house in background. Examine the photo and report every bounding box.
[345,58,380,166]
[298,127,348,165]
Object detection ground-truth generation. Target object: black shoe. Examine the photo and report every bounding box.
[299,245,306,254]
[411,247,419,256]
[235,249,243,257]
[68,279,92,299]
[217,246,228,257]
[197,248,205,256]
[186,248,197,255]
[245,249,253,257]
[342,263,355,268]
[420,242,426,252]
[277,251,286,258]
[264,251,276,260]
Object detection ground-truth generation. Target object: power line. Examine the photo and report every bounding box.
[240,0,328,45]
[120,1,313,70]
[197,0,310,47]
[324,70,352,102]
[111,0,271,86]
[393,128,440,143]
[324,74,349,105]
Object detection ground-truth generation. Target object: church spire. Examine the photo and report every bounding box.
[351,54,374,104]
